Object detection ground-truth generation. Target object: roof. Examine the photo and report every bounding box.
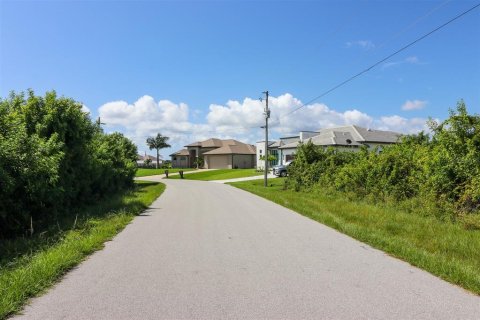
[169,149,189,156]
[185,138,225,148]
[309,131,363,147]
[279,140,300,149]
[316,125,401,144]
[269,141,284,148]
[137,154,157,161]
[202,140,256,155]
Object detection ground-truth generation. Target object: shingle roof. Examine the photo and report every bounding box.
[169,149,190,156]
[202,140,256,155]
[269,141,284,148]
[310,131,363,146]
[185,138,225,148]
[316,125,401,143]
[279,140,300,149]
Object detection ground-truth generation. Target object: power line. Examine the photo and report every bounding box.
[282,2,480,118]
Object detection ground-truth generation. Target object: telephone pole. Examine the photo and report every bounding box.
[263,90,270,187]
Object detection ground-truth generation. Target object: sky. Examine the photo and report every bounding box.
[1,0,479,158]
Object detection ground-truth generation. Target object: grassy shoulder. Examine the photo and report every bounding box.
[168,169,262,181]
[0,181,165,319]
[136,168,195,177]
[230,178,480,295]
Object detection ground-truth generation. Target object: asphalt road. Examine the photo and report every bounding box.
[15,179,480,319]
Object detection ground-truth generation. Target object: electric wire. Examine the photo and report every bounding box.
[282,2,480,118]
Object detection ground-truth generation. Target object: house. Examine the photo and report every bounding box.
[170,138,256,169]
[256,125,401,169]
[137,154,159,167]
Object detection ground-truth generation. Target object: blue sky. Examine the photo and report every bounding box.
[1,0,479,157]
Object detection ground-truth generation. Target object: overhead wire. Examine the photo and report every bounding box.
[282,2,480,118]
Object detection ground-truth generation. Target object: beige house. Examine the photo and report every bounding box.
[170,138,256,169]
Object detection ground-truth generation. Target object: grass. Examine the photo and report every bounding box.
[169,169,262,181]
[0,181,165,319]
[230,178,480,295]
[135,168,195,177]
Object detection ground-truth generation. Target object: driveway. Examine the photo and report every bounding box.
[14,179,480,319]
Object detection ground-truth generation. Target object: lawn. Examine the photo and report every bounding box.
[169,169,262,181]
[0,181,165,319]
[230,178,480,295]
[136,168,195,177]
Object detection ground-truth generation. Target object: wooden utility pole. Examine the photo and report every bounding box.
[263,91,270,187]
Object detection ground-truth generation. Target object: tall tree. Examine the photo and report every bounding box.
[146,133,171,168]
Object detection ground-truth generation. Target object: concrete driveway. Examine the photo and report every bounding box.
[14,179,480,319]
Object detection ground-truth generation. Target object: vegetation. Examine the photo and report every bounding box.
[288,101,480,225]
[0,181,166,319]
[0,90,138,238]
[136,168,195,177]
[146,133,171,169]
[230,178,480,295]
[169,169,261,180]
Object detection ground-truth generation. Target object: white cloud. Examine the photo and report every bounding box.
[405,56,419,64]
[98,93,430,157]
[401,99,427,111]
[81,104,90,113]
[376,115,431,134]
[346,40,375,50]
[383,56,421,69]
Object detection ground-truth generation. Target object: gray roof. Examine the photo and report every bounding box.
[310,131,363,146]
[269,141,284,148]
[316,125,400,144]
[279,140,300,149]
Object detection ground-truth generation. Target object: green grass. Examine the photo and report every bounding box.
[0,181,165,319]
[135,168,195,177]
[169,169,262,181]
[230,178,480,295]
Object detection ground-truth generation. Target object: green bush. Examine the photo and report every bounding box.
[287,100,479,220]
[0,91,138,237]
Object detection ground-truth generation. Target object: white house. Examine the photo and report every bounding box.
[256,125,401,169]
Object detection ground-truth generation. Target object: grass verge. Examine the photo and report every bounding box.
[0,181,165,319]
[135,168,195,177]
[230,178,480,295]
[169,169,262,181]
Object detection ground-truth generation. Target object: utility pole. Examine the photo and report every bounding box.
[263,90,270,187]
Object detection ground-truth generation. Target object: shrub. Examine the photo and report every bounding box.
[0,91,138,237]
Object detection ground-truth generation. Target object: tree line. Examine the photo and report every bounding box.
[287,101,480,224]
[0,91,138,238]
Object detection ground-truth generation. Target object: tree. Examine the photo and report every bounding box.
[146,133,171,169]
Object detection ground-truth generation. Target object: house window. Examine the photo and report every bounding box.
[285,154,295,162]
[173,157,177,160]
[269,149,279,166]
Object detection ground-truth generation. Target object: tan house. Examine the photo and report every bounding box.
[170,138,256,169]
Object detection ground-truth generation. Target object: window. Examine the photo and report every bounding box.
[173,157,177,160]
[269,149,279,166]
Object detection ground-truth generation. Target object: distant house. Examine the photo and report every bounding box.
[137,154,159,166]
[257,125,401,169]
[170,138,256,169]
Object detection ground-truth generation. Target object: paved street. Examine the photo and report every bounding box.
[15,179,480,319]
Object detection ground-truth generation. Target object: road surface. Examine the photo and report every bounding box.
[15,179,480,319]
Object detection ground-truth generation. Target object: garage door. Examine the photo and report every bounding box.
[207,155,230,169]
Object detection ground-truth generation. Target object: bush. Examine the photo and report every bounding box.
[0,91,138,238]
[287,100,479,220]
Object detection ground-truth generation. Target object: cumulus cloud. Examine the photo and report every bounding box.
[99,93,430,157]
[376,115,431,134]
[346,40,375,50]
[401,99,427,111]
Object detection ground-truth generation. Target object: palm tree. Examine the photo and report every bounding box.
[146,133,171,169]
